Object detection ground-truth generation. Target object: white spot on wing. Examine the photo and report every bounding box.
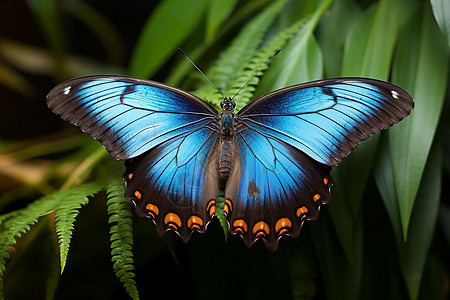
[63,86,71,95]
[391,90,400,99]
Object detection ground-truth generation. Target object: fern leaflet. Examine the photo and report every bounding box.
[0,180,104,298]
[106,179,139,300]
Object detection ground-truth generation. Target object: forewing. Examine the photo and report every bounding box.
[124,126,220,242]
[47,75,218,160]
[237,78,414,166]
[224,128,332,249]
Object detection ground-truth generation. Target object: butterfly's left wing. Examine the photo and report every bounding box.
[225,78,413,249]
[237,78,414,166]
[224,129,332,249]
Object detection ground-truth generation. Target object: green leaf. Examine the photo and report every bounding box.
[389,3,449,239]
[206,0,238,41]
[331,0,413,262]
[374,134,442,300]
[317,0,361,77]
[0,181,104,297]
[373,136,403,241]
[397,140,442,300]
[259,0,332,91]
[129,0,209,78]
[341,0,414,78]
[106,179,139,300]
[226,16,311,110]
[311,212,363,300]
[430,0,450,47]
[55,182,105,272]
[195,0,287,104]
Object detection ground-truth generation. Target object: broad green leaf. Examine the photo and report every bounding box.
[317,0,361,77]
[129,0,209,78]
[332,0,413,262]
[374,134,442,300]
[206,0,238,41]
[389,3,449,239]
[397,141,442,300]
[311,212,363,300]
[430,0,450,47]
[373,135,403,241]
[342,0,414,78]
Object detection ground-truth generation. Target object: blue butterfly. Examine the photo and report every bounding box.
[47,75,413,249]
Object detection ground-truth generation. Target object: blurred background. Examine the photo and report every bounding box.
[0,0,449,299]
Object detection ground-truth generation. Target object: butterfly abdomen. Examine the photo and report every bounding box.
[219,140,233,181]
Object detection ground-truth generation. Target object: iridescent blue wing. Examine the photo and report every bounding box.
[237,78,414,166]
[226,78,413,248]
[224,131,332,249]
[47,75,218,160]
[124,126,220,242]
[47,75,220,241]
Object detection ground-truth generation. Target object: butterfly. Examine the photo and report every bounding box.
[47,75,413,249]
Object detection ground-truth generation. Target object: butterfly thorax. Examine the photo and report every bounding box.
[218,97,236,181]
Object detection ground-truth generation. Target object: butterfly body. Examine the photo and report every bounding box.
[47,75,413,249]
[218,98,237,181]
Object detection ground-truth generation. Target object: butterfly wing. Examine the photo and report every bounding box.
[237,78,414,166]
[47,75,218,160]
[47,75,220,241]
[225,78,413,248]
[124,126,220,241]
[224,130,332,249]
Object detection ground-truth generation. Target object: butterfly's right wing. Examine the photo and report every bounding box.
[47,75,221,241]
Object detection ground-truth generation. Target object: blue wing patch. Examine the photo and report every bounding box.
[237,78,414,166]
[124,126,219,242]
[47,76,218,160]
[224,127,332,249]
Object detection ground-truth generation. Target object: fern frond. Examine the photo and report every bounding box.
[55,181,105,273]
[230,17,311,110]
[193,0,288,105]
[106,179,139,300]
[0,181,104,298]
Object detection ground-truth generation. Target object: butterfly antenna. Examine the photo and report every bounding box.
[231,49,281,101]
[178,48,225,99]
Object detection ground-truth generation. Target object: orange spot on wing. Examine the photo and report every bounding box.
[275,218,292,234]
[237,124,243,127]
[323,178,329,185]
[188,215,204,231]
[134,191,141,200]
[224,199,233,215]
[128,173,133,180]
[296,206,308,219]
[164,213,182,229]
[313,194,321,202]
[206,200,216,216]
[233,219,248,234]
[253,221,270,237]
[146,203,159,218]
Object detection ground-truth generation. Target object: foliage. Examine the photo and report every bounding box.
[0,0,449,299]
